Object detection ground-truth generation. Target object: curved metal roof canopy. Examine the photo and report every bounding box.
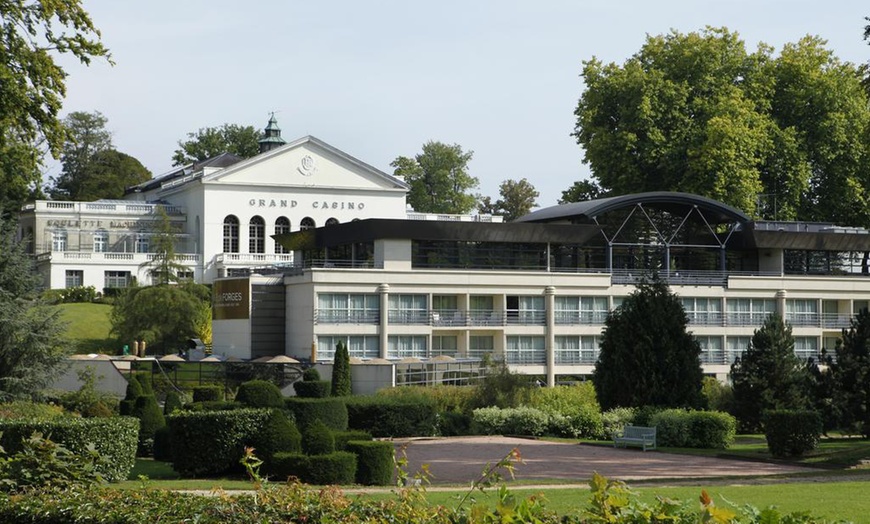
[516,191,752,225]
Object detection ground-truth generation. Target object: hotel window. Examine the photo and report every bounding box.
[274,217,290,254]
[786,299,819,326]
[506,296,545,325]
[432,295,461,325]
[505,336,545,364]
[555,296,608,324]
[388,294,428,324]
[317,293,379,324]
[695,336,724,365]
[135,234,149,253]
[65,270,83,288]
[468,335,494,359]
[554,335,599,364]
[725,336,751,362]
[93,230,108,253]
[223,215,239,253]
[681,297,722,325]
[52,229,67,251]
[249,216,265,254]
[726,298,774,326]
[387,335,427,359]
[432,335,458,357]
[317,335,378,360]
[300,217,316,231]
[104,270,131,289]
[177,270,194,281]
[469,295,496,324]
[793,336,818,362]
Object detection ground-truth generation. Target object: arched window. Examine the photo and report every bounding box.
[223,215,239,253]
[52,229,67,251]
[275,216,290,254]
[249,216,265,253]
[300,217,316,231]
[325,218,339,226]
[93,229,108,253]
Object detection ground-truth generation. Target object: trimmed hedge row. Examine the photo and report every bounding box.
[168,408,273,476]
[293,380,331,398]
[763,409,822,458]
[192,385,224,402]
[333,430,373,451]
[648,409,736,449]
[473,406,550,436]
[0,417,139,482]
[346,397,436,437]
[346,440,393,485]
[270,451,357,485]
[285,397,348,431]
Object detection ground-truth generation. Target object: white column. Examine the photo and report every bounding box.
[545,286,556,387]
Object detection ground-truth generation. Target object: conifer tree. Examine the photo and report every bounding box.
[830,310,870,436]
[331,340,352,397]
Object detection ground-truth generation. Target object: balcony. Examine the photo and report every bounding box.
[23,200,184,215]
[554,311,609,325]
[215,253,294,266]
[35,251,200,265]
[314,310,380,325]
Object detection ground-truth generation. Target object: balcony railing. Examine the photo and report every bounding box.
[554,312,609,325]
[34,251,200,265]
[314,310,380,325]
[23,200,184,215]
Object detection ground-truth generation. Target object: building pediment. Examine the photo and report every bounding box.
[201,136,408,193]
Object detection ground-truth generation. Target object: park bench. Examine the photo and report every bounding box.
[613,425,656,451]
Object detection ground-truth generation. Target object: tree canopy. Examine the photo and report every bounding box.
[729,314,811,432]
[559,179,604,204]
[830,309,870,436]
[593,278,704,410]
[172,124,260,166]
[0,0,110,214]
[0,217,68,400]
[574,27,870,224]
[478,178,539,221]
[47,111,151,200]
[391,141,479,214]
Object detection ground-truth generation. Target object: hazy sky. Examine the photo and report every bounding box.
[53,0,869,208]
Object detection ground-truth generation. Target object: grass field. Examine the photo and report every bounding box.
[56,302,115,354]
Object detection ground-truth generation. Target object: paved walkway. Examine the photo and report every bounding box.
[392,436,814,485]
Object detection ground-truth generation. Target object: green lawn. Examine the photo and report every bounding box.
[56,302,115,354]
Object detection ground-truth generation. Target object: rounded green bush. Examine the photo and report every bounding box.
[252,410,302,467]
[293,380,331,398]
[302,367,321,381]
[192,385,223,402]
[303,419,335,456]
[763,409,822,458]
[346,440,393,485]
[163,391,184,415]
[236,380,284,408]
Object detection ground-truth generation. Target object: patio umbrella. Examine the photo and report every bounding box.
[159,354,185,362]
[268,355,300,364]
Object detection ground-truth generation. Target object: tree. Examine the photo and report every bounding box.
[559,179,603,204]
[391,141,478,214]
[478,178,539,221]
[331,340,351,397]
[110,282,211,355]
[593,278,704,410]
[172,124,260,166]
[574,27,870,224]
[139,206,186,285]
[48,110,112,198]
[729,314,812,432]
[830,309,870,436]
[0,217,69,400]
[0,1,110,214]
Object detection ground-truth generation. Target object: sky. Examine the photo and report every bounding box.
[52,0,869,209]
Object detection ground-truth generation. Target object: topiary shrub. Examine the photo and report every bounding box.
[302,419,335,456]
[345,396,436,437]
[133,372,154,395]
[346,440,393,485]
[119,375,144,416]
[285,397,348,431]
[168,408,273,476]
[302,367,321,381]
[763,409,822,458]
[132,395,166,456]
[152,425,172,462]
[183,400,243,412]
[192,385,223,402]
[648,409,736,449]
[333,430,373,451]
[270,451,356,485]
[293,380,331,398]
[236,380,284,408]
[472,406,550,436]
[251,410,302,470]
[0,417,139,482]
[331,340,352,397]
[163,391,184,415]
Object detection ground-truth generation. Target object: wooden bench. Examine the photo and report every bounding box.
[613,425,656,451]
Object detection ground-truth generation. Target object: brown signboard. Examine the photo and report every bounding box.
[213,278,250,320]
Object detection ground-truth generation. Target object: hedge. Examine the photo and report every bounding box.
[293,380,331,398]
[285,397,348,431]
[346,440,394,485]
[0,417,139,482]
[184,400,244,412]
[251,410,302,468]
[192,385,224,402]
[345,396,436,437]
[472,406,550,436]
[763,409,822,458]
[302,420,335,455]
[333,430,373,451]
[236,380,285,408]
[648,409,736,449]
[168,408,273,476]
[269,451,357,485]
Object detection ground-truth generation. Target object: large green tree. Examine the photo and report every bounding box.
[139,206,186,285]
[0,0,110,214]
[49,110,113,199]
[559,179,604,204]
[391,141,478,214]
[172,124,260,166]
[573,27,870,224]
[0,217,68,399]
[593,278,704,410]
[729,314,812,432]
[478,178,539,221]
[830,309,870,436]
[110,282,211,355]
